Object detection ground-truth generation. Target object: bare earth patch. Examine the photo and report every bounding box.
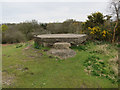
[47,49,76,59]
[47,42,76,59]
[2,72,15,86]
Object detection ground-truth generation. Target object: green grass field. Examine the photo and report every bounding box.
[2,41,119,88]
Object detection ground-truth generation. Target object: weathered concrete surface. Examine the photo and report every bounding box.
[53,42,71,49]
[47,42,76,59]
[34,34,87,47]
[47,49,76,59]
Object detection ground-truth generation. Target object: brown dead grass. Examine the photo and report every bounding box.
[2,72,15,86]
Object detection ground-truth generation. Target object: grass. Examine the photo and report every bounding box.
[2,41,119,88]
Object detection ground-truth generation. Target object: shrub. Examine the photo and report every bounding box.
[84,55,118,83]
[2,30,26,44]
[83,12,105,29]
[88,26,112,41]
[34,42,44,49]
[34,42,40,49]
[47,19,83,34]
[16,44,23,48]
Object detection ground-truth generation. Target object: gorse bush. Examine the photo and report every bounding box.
[88,26,112,41]
[83,12,105,28]
[82,12,119,42]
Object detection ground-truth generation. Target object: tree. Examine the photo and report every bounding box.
[63,19,77,33]
[0,24,8,32]
[0,24,8,40]
[109,0,120,43]
[18,20,39,40]
[18,22,33,40]
[47,23,63,34]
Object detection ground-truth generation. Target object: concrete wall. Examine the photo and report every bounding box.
[34,34,87,47]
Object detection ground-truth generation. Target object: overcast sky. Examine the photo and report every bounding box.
[0,0,110,23]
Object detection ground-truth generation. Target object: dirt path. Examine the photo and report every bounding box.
[2,44,14,46]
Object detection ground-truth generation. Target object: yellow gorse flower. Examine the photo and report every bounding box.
[88,26,101,35]
[103,30,106,34]
[103,34,106,37]
[90,31,94,34]
[88,26,110,38]
[88,27,91,30]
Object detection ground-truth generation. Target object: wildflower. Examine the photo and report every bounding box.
[103,30,106,34]
[90,31,94,34]
[103,34,106,37]
[88,27,91,30]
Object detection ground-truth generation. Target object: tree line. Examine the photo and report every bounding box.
[0,0,120,44]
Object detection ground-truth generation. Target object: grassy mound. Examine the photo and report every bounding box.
[2,41,119,88]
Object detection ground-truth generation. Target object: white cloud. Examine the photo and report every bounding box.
[2,2,109,23]
[0,0,110,2]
